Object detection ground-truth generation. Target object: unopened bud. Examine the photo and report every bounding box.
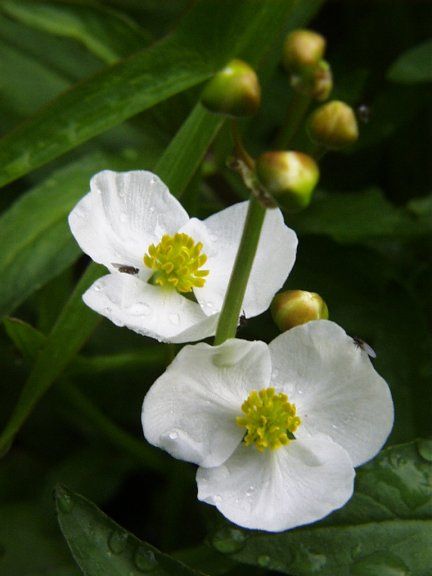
[282,30,326,74]
[271,290,329,332]
[311,60,332,101]
[256,151,319,212]
[201,59,261,117]
[308,100,359,149]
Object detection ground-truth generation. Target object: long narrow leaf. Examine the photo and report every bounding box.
[0,0,292,189]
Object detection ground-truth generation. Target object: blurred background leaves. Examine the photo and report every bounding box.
[0,1,430,575]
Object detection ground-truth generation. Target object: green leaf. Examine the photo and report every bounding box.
[0,152,112,319]
[0,263,104,454]
[387,40,432,84]
[1,0,151,64]
[0,0,294,189]
[155,103,224,193]
[55,484,204,576]
[291,188,432,244]
[210,441,432,576]
[2,318,45,362]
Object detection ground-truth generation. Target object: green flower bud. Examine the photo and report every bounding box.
[311,60,333,101]
[201,59,261,117]
[256,151,319,212]
[308,100,359,149]
[282,29,326,73]
[271,290,329,332]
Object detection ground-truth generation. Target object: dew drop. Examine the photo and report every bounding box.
[134,547,158,572]
[417,438,432,462]
[108,529,128,554]
[212,527,247,554]
[246,485,255,497]
[94,283,102,292]
[168,431,178,440]
[258,555,271,568]
[168,313,180,325]
[350,551,409,576]
[56,486,74,513]
[213,494,222,504]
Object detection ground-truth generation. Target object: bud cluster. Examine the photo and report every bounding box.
[282,29,332,101]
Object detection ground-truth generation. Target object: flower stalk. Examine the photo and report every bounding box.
[214,197,266,345]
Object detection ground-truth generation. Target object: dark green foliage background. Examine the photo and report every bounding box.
[0,1,430,575]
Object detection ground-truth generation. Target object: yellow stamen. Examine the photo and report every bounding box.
[237,387,301,452]
[144,233,209,293]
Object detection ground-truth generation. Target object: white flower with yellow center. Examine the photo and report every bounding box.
[68,170,297,343]
[142,320,393,532]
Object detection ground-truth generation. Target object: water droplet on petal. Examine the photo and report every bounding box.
[168,313,180,325]
[108,530,128,554]
[168,431,178,440]
[94,283,102,292]
[134,547,158,572]
[246,485,255,497]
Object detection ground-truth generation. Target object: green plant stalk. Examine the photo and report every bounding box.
[275,90,312,149]
[214,197,266,345]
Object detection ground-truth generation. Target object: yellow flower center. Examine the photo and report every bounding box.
[236,387,301,452]
[143,233,209,293]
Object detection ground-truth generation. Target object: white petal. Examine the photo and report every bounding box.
[83,273,218,343]
[269,320,394,467]
[68,170,189,270]
[197,434,354,532]
[142,339,271,467]
[180,203,297,318]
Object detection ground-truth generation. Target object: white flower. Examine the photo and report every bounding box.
[142,320,394,532]
[68,170,297,343]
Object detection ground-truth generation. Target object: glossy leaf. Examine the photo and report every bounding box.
[0,0,293,189]
[211,441,432,576]
[55,485,203,576]
[387,40,432,84]
[1,0,151,64]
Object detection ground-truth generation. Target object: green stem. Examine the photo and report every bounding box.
[214,197,266,345]
[275,90,311,149]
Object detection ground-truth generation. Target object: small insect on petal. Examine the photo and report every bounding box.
[352,336,376,358]
[112,263,139,275]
